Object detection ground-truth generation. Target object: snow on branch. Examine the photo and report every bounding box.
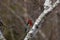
[24,0,60,40]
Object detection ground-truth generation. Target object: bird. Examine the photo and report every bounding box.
[23,13,33,32]
[26,19,33,27]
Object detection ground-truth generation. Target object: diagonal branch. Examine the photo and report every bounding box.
[24,0,60,40]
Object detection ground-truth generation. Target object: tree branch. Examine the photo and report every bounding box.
[24,0,60,40]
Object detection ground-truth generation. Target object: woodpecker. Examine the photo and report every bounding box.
[23,13,33,27]
[24,18,33,32]
[23,14,33,32]
[26,19,33,27]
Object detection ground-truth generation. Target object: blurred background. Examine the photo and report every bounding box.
[0,0,60,40]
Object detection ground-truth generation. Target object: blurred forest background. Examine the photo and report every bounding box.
[0,0,60,40]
